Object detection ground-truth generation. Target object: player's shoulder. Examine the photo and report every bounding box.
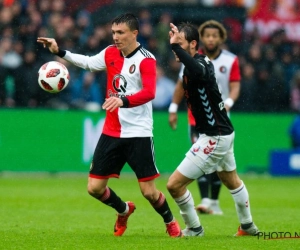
[220,49,238,59]
[138,46,156,60]
[104,44,119,54]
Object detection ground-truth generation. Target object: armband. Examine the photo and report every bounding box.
[168,103,178,113]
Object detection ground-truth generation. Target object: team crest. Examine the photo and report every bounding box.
[129,64,136,74]
[219,66,227,73]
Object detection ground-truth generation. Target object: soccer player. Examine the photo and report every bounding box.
[166,22,259,236]
[168,20,241,215]
[37,13,181,237]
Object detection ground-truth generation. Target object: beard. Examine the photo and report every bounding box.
[205,45,219,54]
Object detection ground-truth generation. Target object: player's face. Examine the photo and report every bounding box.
[174,31,194,62]
[112,23,138,56]
[201,28,222,53]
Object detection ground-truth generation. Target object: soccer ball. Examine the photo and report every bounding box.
[38,61,70,93]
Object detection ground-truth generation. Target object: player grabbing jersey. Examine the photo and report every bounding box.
[37,13,181,237]
[168,20,241,215]
[166,22,259,237]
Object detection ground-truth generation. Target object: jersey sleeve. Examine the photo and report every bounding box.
[171,43,206,78]
[63,48,107,72]
[126,57,156,107]
[229,57,241,82]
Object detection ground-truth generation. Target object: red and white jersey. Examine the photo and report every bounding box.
[178,49,241,125]
[63,44,156,138]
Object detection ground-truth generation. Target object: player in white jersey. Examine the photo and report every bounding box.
[168,20,241,215]
[37,13,181,238]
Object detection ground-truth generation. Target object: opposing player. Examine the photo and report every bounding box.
[166,22,259,237]
[37,13,181,237]
[168,20,241,215]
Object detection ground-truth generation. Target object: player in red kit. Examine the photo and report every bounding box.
[169,20,241,215]
[37,13,181,237]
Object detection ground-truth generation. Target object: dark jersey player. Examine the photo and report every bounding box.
[169,20,241,215]
[166,22,259,237]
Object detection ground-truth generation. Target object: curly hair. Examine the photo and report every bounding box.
[198,20,227,43]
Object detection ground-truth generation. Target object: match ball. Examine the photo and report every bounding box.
[38,61,70,93]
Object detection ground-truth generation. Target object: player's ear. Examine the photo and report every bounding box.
[132,29,138,37]
[190,40,197,50]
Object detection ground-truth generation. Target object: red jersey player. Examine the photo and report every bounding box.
[169,20,241,215]
[37,13,181,237]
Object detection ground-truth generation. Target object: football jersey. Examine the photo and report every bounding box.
[178,49,241,126]
[63,44,156,138]
[172,43,234,136]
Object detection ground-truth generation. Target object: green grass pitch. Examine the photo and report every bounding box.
[1,173,300,250]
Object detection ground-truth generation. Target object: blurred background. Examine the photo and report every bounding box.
[0,0,300,176]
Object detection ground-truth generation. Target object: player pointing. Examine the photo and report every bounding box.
[37,13,181,237]
[166,22,259,237]
[169,20,241,215]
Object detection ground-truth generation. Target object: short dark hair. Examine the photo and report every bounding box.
[178,22,199,50]
[111,13,139,32]
[198,20,227,42]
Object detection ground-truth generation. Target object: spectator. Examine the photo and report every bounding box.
[70,70,103,112]
[290,70,300,112]
[288,113,300,149]
[152,65,175,110]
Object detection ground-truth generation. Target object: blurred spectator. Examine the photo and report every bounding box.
[290,70,300,112]
[14,50,43,107]
[152,66,175,110]
[233,63,256,112]
[0,0,299,113]
[288,113,300,149]
[70,71,103,112]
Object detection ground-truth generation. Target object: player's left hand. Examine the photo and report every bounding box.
[102,97,123,112]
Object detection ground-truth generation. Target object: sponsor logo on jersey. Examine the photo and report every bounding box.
[219,66,227,73]
[129,64,136,74]
[112,74,127,93]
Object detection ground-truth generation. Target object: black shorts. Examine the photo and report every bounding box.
[89,134,160,182]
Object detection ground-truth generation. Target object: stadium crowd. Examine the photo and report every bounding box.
[0,0,299,113]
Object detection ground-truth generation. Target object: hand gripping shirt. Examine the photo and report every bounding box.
[62,44,156,138]
[171,43,234,136]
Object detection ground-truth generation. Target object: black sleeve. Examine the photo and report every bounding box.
[54,49,66,58]
[171,43,206,78]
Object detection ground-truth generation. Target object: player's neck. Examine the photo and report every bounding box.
[121,42,140,57]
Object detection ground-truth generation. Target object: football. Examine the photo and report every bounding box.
[38,61,70,93]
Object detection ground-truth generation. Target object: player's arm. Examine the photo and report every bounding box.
[224,57,241,111]
[37,37,106,72]
[168,78,184,130]
[225,81,240,112]
[171,44,207,78]
[103,58,156,112]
